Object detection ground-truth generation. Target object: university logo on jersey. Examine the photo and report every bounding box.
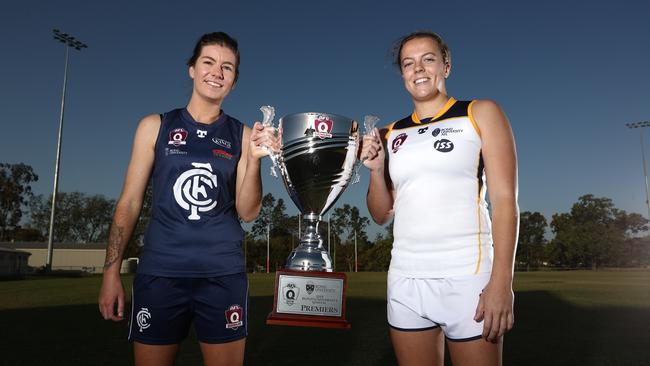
[433,127,463,137]
[392,133,408,153]
[136,308,151,332]
[313,115,333,139]
[168,128,188,146]
[434,139,454,152]
[225,304,244,330]
[172,162,218,220]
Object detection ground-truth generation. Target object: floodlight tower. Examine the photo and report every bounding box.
[46,30,88,271]
[626,121,650,220]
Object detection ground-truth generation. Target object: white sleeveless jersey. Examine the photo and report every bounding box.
[386,98,493,278]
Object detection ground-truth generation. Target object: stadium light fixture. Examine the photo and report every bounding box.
[46,30,88,272]
[625,121,650,220]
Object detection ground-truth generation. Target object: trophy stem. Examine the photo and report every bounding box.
[285,215,333,272]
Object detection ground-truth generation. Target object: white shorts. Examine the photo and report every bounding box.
[387,271,490,341]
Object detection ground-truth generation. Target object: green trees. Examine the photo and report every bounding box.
[362,221,393,271]
[548,195,648,269]
[516,212,548,271]
[0,163,38,241]
[249,193,298,271]
[28,192,116,243]
[330,204,370,271]
[4,162,650,270]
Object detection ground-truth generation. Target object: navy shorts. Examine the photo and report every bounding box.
[128,273,248,345]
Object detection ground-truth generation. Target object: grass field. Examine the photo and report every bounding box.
[1,270,648,365]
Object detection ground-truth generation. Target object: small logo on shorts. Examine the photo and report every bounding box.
[282,282,300,306]
[136,308,151,332]
[225,304,244,330]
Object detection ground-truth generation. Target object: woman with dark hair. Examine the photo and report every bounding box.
[362,31,519,366]
[98,32,279,366]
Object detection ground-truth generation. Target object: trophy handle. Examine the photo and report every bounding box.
[352,115,380,184]
[260,105,280,178]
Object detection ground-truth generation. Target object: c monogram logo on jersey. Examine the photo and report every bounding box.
[433,139,454,153]
[173,162,218,220]
[392,133,408,153]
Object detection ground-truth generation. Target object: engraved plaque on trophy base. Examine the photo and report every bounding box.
[266,270,351,329]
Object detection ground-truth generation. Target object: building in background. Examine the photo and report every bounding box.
[0,247,31,276]
[0,242,137,274]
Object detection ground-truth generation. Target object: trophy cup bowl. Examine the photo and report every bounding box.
[278,112,359,271]
[267,111,359,328]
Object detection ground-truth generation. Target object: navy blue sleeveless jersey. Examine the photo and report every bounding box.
[138,108,245,277]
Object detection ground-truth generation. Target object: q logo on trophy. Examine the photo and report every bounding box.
[262,109,374,329]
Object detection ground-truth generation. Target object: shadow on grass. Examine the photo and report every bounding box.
[1,292,648,365]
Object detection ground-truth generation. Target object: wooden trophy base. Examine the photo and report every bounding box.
[266,270,351,329]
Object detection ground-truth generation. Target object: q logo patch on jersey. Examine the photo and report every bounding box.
[313,115,333,139]
[392,133,408,153]
[168,128,188,147]
[173,162,218,220]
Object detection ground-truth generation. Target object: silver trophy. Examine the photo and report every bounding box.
[277,112,360,272]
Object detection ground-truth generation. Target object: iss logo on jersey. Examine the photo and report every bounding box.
[313,115,333,139]
[168,128,188,147]
[392,133,408,153]
[225,305,244,330]
[434,139,454,152]
[136,308,151,332]
[173,162,218,220]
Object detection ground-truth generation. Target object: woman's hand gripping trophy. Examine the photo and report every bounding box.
[259,105,281,177]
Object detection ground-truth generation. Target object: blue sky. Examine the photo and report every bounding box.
[1,0,649,238]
